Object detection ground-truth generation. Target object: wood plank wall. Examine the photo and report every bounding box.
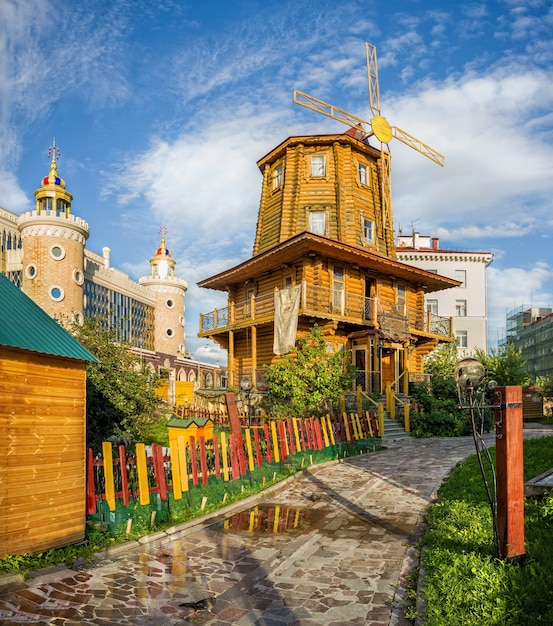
[0,347,87,557]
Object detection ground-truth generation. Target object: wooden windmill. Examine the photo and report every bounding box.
[294,42,444,254]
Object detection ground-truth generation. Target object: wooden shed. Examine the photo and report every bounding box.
[0,274,97,557]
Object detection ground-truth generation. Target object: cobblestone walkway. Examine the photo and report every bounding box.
[1,425,551,626]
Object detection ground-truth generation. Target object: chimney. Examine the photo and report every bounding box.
[431,238,439,250]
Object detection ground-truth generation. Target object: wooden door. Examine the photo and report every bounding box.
[381,349,395,392]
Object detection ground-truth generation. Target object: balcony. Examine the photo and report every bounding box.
[199,281,452,339]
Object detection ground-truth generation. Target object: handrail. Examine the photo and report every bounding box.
[356,386,384,435]
[385,382,411,433]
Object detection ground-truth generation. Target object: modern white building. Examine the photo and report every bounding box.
[396,231,493,356]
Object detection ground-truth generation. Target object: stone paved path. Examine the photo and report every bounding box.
[1,425,551,626]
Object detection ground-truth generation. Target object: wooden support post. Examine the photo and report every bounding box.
[494,385,525,559]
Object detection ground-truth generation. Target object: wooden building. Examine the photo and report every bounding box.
[198,130,458,393]
[0,273,96,557]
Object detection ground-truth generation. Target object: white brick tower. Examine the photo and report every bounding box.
[18,141,89,322]
[139,227,187,358]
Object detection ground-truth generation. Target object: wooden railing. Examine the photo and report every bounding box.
[200,282,453,338]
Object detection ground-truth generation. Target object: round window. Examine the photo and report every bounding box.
[50,286,64,301]
[166,299,175,309]
[25,264,37,279]
[50,244,66,260]
[73,269,84,285]
[166,328,174,338]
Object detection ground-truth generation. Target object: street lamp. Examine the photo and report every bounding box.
[240,377,253,426]
[455,357,500,556]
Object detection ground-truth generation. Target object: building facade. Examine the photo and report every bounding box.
[396,231,493,356]
[198,132,459,393]
[500,305,553,378]
[0,145,222,402]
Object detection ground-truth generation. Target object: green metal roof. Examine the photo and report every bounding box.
[0,274,97,362]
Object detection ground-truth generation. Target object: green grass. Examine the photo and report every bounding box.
[418,436,553,625]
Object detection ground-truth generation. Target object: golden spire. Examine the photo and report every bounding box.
[151,224,175,279]
[42,138,66,189]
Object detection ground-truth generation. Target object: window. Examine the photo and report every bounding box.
[309,211,326,235]
[41,198,53,212]
[332,266,345,313]
[73,269,84,285]
[166,328,174,338]
[455,300,467,316]
[273,164,283,189]
[50,285,64,301]
[455,270,466,287]
[49,244,65,260]
[25,264,37,280]
[358,163,369,185]
[427,269,438,274]
[311,155,326,177]
[363,219,374,243]
[455,330,468,348]
[397,284,406,315]
[166,298,175,309]
[426,299,438,315]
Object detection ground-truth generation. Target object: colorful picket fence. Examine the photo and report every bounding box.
[86,411,380,515]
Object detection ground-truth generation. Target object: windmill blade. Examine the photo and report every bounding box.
[392,126,445,167]
[366,43,381,117]
[293,90,369,134]
[378,149,394,255]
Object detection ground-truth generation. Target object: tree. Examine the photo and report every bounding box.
[474,343,531,387]
[424,341,459,377]
[70,318,164,452]
[264,325,355,418]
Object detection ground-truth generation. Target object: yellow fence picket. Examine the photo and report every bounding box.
[135,443,150,505]
[169,438,182,501]
[220,431,230,481]
[271,421,280,463]
[102,442,116,512]
[245,429,255,472]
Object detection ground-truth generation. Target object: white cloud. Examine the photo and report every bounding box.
[388,66,553,238]
[106,106,290,265]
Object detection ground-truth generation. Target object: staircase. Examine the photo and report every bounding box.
[372,396,412,442]
[380,412,412,441]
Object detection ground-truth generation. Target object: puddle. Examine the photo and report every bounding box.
[215,504,325,535]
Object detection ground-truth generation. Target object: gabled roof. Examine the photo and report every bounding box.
[0,274,97,362]
[198,231,460,293]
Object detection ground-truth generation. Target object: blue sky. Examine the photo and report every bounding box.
[2,0,552,362]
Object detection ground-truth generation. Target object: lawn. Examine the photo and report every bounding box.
[417,436,553,625]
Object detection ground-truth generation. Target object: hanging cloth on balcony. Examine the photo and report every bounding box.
[273,285,301,355]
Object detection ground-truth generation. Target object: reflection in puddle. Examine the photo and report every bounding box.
[217,504,323,534]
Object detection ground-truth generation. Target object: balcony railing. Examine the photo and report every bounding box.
[199,281,452,339]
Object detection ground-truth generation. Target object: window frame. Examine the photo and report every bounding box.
[455,330,468,348]
[455,269,467,288]
[362,218,375,243]
[273,164,283,190]
[310,155,326,177]
[426,299,438,315]
[455,299,467,317]
[357,162,369,185]
[309,210,326,235]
